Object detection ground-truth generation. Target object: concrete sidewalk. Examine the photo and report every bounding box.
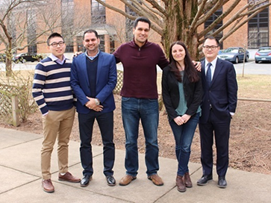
[0,127,270,203]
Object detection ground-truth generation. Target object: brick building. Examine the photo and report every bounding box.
[0,0,270,56]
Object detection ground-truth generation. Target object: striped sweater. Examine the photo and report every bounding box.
[32,57,74,115]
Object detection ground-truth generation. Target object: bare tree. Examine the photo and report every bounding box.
[0,0,90,77]
[0,0,60,76]
[95,0,271,59]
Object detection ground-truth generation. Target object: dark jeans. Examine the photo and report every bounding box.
[122,97,159,176]
[78,111,115,176]
[169,113,200,176]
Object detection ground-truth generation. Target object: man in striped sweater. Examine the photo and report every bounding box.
[32,33,80,193]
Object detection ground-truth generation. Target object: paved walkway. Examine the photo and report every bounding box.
[0,127,270,203]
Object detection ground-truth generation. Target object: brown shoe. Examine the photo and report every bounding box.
[119,175,136,186]
[176,175,186,192]
[42,179,54,193]
[148,174,164,186]
[58,172,81,183]
[184,172,192,188]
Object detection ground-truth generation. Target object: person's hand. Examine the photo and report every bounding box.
[174,116,185,126]
[85,97,103,111]
[73,51,83,57]
[193,61,201,72]
[181,114,191,124]
[92,105,103,112]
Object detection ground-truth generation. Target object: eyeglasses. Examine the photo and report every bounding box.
[203,45,219,49]
[50,41,65,47]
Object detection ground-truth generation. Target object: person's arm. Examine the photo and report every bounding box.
[70,58,89,106]
[227,64,238,114]
[157,45,169,70]
[162,68,178,120]
[32,63,48,115]
[113,45,122,64]
[95,55,117,102]
[186,73,203,115]
[183,73,203,122]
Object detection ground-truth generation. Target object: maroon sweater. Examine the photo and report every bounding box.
[114,40,169,99]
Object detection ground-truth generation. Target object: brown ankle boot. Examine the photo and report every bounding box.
[184,172,192,188]
[176,175,186,192]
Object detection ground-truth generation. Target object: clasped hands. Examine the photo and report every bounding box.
[174,114,191,126]
[85,96,103,112]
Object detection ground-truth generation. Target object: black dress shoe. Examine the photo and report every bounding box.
[197,175,212,186]
[80,175,92,187]
[106,175,116,186]
[218,176,227,188]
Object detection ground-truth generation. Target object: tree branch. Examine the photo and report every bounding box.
[190,0,208,30]
[198,0,242,38]
[219,3,271,43]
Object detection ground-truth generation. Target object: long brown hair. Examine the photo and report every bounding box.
[168,41,200,83]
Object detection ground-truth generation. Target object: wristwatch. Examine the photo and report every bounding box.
[94,98,100,105]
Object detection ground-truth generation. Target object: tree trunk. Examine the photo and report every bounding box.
[5,57,13,77]
[162,1,199,60]
[5,39,13,77]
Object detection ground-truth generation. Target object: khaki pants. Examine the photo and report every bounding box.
[41,107,75,180]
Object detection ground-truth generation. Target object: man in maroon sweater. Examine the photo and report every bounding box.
[113,17,168,186]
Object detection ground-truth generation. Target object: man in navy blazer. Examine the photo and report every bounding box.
[71,29,117,187]
[197,36,238,188]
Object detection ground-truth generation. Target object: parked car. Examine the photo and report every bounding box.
[218,47,249,63]
[13,53,43,63]
[255,47,271,63]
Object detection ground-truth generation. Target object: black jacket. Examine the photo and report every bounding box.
[162,65,203,121]
[200,58,237,123]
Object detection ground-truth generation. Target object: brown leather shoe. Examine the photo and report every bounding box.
[184,172,192,188]
[42,179,54,193]
[148,174,164,186]
[119,175,136,186]
[176,175,186,192]
[58,172,81,183]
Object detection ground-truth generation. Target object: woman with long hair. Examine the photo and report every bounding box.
[162,41,202,192]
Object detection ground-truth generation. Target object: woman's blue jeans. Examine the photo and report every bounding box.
[169,113,200,176]
[122,97,159,176]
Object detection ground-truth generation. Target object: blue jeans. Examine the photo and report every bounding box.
[169,113,200,176]
[122,97,159,176]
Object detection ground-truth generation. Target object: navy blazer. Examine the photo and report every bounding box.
[70,52,117,114]
[200,58,238,123]
[162,65,202,121]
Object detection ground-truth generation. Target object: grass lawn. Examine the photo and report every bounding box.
[237,75,271,100]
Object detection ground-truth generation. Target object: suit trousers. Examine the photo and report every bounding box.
[78,111,115,176]
[41,107,75,180]
[199,109,231,177]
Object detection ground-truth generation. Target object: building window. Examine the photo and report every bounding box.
[76,36,84,52]
[204,8,223,48]
[61,0,74,52]
[27,9,37,54]
[248,7,269,48]
[91,0,106,24]
[99,35,105,52]
[110,36,115,53]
